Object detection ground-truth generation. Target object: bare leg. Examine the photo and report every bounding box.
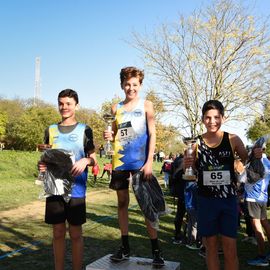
[69,224,83,270]
[145,219,158,239]
[222,235,239,270]
[205,235,220,270]
[116,189,129,236]
[52,223,66,270]
[261,218,270,244]
[251,218,266,256]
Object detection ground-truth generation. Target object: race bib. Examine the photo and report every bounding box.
[203,170,230,186]
[118,121,136,145]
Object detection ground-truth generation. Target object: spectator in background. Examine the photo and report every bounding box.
[170,154,186,244]
[99,144,104,158]
[246,148,270,267]
[92,163,100,184]
[159,150,165,162]
[184,181,200,250]
[100,163,112,180]
[160,156,173,188]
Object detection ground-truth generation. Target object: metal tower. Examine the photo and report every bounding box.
[34,57,41,105]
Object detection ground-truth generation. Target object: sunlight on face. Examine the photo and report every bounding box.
[202,109,224,133]
[58,97,78,119]
[121,77,142,100]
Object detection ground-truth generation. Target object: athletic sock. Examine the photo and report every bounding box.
[150,238,160,253]
[121,235,130,252]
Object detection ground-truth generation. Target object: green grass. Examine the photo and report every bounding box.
[0,150,41,210]
[0,150,263,270]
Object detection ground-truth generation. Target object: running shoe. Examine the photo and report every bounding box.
[152,249,165,268]
[241,236,253,242]
[198,246,206,258]
[250,237,258,245]
[265,252,270,261]
[110,246,130,262]
[247,256,269,267]
[172,239,183,245]
[186,243,200,250]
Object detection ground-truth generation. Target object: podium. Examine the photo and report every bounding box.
[86,254,180,270]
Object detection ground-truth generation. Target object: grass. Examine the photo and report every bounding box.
[0,150,264,270]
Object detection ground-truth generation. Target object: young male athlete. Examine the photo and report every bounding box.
[39,89,96,270]
[184,100,262,270]
[104,66,164,267]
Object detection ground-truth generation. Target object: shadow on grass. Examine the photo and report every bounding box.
[0,189,263,270]
[0,220,54,270]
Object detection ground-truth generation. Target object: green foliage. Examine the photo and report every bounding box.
[146,89,166,121]
[0,110,7,140]
[99,97,121,115]
[156,122,184,154]
[77,108,105,149]
[8,105,60,150]
[1,95,182,153]
[247,100,270,155]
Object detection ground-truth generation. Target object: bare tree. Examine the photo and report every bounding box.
[131,0,270,137]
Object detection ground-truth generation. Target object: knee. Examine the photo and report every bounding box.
[53,226,66,240]
[69,230,82,242]
[69,226,83,242]
[118,198,129,209]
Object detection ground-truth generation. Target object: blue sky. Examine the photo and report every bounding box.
[0,0,269,142]
[0,0,197,109]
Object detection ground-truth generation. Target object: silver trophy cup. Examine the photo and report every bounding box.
[183,138,197,181]
[103,113,115,156]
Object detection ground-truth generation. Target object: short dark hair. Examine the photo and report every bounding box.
[202,100,224,117]
[120,66,144,85]
[58,89,79,104]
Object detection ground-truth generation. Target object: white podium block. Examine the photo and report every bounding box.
[86,254,180,270]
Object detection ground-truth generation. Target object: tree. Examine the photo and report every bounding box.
[145,89,166,121]
[132,0,270,137]
[146,90,184,154]
[0,111,7,141]
[76,108,105,149]
[8,105,60,150]
[247,99,270,155]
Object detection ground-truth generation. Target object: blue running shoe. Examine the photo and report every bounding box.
[247,256,269,266]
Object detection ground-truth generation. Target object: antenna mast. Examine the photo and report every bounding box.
[34,57,41,105]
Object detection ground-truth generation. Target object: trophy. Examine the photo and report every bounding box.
[183,138,197,181]
[103,113,115,156]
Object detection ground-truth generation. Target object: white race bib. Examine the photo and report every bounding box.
[118,121,136,145]
[203,170,230,186]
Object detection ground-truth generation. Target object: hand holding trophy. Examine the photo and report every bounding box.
[183,137,197,181]
[103,113,115,156]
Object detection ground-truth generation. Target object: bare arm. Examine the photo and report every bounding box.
[141,100,156,179]
[229,134,248,163]
[71,149,97,177]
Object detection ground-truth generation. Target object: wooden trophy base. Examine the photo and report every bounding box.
[183,174,197,181]
[106,150,115,156]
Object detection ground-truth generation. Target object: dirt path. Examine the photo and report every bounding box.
[0,189,115,222]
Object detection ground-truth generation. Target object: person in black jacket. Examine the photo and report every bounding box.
[170,154,186,244]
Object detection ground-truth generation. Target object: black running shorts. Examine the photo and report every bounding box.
[45,195,86,225]
[109,170,138,190]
